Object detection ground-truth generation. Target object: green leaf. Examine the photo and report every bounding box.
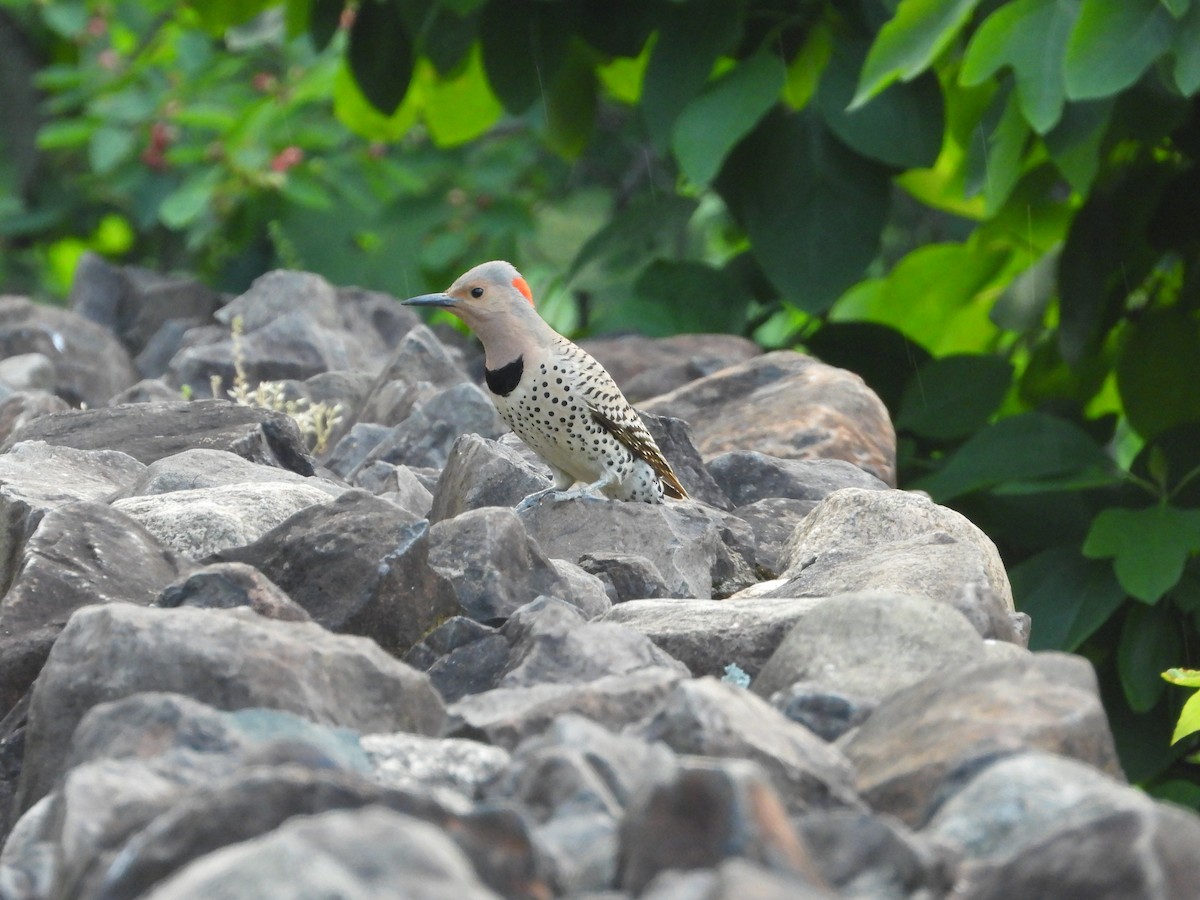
[1084,505,1200,603]
[897,354,1013,440]
[913,411,1117,500]
[480,0,578,113]
[632,260,749,334]
[851,0,984,108]
[991,244,1060,332]
[960,0,1077,134]
[189,0,273,34]
[1170,690,1200,744]
[568,194,698,282]
[88,126,135,175]
[544,43,598,159]
[36,120,93,151]
[159,169,221,229]
[1162,0,1191,17]
[963,86,1032,212]
[641,0,744,151]
[422,7,477,76]
[333,59,419,141]
[672,53,784,186]
[1164,668,1200,688]
[423,49,503,147]
[1012,546,1126,651]
[1065,0,1174,100]
[577,0,656,58]
[816,34,943,169]
[1118,603,1181,711]
[1172,3,1200,95]
[1117,309,1200,441]
[347,0,414,115]
[716,109,890,313]
[308,0,344,51]
[1043,99,1113,193]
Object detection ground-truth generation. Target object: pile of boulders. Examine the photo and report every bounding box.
[0,254,1193,899]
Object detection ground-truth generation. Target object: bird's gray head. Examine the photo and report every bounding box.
[401,260,535,322]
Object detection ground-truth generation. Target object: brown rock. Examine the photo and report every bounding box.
[640,351,896,485]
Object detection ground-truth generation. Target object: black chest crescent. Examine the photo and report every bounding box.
[485,355,524,397]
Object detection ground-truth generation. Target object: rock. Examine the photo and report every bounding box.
[375,382,507,469]
[447,668,686,750]
[618,757,825,894]
[213,491,453,654]
[113,481,334,558]
[215,269,342,333]
[501,597,687,688]
[0,501,192,720]
[350,460,434,516]
[69,253,223,358]
[109,378,185,404]
[641,858,836,899]
[361,732,511,802]
[708,452,890,507]
[519,499,757,600]
[729,498,822,578]
[0,441,146,591]
[427,507,610,623]
[0,353,54,392]
[334,285,422,350]
[325,422,393,478]
[118,447,343,498]
[371,323,470,393]
[580,333,761,402]
[141,807,502,900]
[429,433,552,522]
[0,392,69,443]
[841,653,1122,827]
[750,591,987,701]
[781,488,1014,611]
[638,412,731,509]
[2,400,317,476]
[155,562,311,621]
[601,596,826,678]
[640,350,896,486]
[0,296,139,406]
[768,684,877,743]
[635,678,861,814]
[15,604,445,813]
[797,810,956,900]
[578,552,672,603]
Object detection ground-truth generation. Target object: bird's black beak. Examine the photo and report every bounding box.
[402,292,456,308]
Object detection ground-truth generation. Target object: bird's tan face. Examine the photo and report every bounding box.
[402,260,534,331]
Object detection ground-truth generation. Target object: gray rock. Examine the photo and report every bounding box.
[639,412,731,510]
[780,488,1014,612]
[429,433,552,522]
[334,285,422,350]
[731,497,823,578]
[0,392,70,443]
[325,422,393,477]
[602,596,826,678]
[520,499,757,600]
[2,400,317,476]
[760,530,1024,643]
[578,553,673,603]
[109,378,185,404]
[361,732,511,802]
[373,324,470,393]
[750,591,987,701]
[501,597,687,688]
[580,333,761,402]
[447,667,686,750]
[640,859,837,899]
[376,382,507,469]
[404,617,508,702]
[797,810,956,900]
[640,350,896,486]
[14,604,445,813]
[0,296,139,406]
[841,653,1122,827]
[618,757,825,894]
[0,441,146,590]
[0,353,54,393]
[0,501,192,720]
[427,507,610,623]
[119,447,343,498]
[218,270,341,332]
[155,562,311,622]
[113,482,334,558]
[141,807,502,900]
[708,452,890,508]
[635,678,861,814]
[768,683,877,743]
[350,460,433,516]
[214,491,454,655]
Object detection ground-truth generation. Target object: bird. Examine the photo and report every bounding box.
[403,260,689,511]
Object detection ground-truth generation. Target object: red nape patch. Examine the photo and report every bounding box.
[512,276,534,306]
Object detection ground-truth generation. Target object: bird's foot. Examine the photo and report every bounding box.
[515,487,559,513]
[515,482,611,512]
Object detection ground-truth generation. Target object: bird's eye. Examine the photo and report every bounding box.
[470,287,484,298]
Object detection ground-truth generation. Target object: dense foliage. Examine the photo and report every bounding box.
[2,0,1200,802]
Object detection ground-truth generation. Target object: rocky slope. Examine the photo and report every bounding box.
[0,256,1193,899]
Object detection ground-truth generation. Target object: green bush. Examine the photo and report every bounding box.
[3,0,1200,803]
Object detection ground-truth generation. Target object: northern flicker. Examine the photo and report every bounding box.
[403,260,688,510]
